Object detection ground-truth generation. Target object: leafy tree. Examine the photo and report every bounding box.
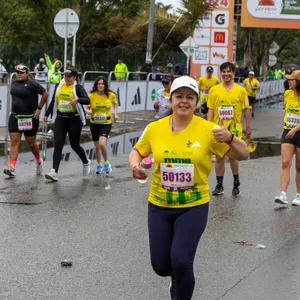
[238,26,300,76]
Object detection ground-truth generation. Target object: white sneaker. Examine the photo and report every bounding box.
[292,194,300,206]
[82,159,91,176]
[274,192,288,205]
[45,169,58,181]
[36,158,43,175]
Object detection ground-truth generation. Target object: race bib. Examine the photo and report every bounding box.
[286,113,300,128]
[94,113,107,124]
[17,118,33,131]
[160,163,194,191]
[59,100,73,113]
[218,106,234,120]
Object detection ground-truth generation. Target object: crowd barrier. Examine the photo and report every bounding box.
[6,129,144,162]
[0,71,285,140]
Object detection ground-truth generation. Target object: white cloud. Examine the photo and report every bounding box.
[159,0,181,10]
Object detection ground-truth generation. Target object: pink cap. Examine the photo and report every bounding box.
[142,157,153,168]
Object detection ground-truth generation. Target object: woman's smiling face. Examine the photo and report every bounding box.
[171,87,198,117]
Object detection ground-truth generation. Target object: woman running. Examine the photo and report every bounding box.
[87,76,118,174]
[129,76,249,300]
[3,64,48,177]
[275,70,300,206]
[44,67,91,181]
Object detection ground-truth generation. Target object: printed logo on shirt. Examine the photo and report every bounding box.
[164,158,192,164]
[187,140,193,147]
[191,141,201,148]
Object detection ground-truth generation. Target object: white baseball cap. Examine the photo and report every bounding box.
[249,71,255,76]
[170,76,199,96]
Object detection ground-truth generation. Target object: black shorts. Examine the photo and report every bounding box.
[248,96,256,105]
[201,103,208,114]
[281,129,300,148]
[90,123,112,141]
[8,113,39,137]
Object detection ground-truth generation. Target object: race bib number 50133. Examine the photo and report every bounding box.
[160,163,194,191]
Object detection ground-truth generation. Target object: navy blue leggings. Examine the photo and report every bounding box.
[148,202,209,300]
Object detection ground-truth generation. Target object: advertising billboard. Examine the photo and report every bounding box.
[190,0,235,77]
[241,0,300,29]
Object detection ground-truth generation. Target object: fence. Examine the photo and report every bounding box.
[0,72,285,140]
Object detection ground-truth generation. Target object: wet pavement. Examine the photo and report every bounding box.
[1,105,300,300]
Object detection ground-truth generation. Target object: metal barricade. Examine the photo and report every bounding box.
[0,70,287,142]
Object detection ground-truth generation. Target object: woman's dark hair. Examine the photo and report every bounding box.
[37,62,44,72]
[295,79,300,97]
[91,76,114,98]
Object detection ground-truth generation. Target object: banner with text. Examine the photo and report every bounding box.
[190,0,235,77]
[241,0,300,29]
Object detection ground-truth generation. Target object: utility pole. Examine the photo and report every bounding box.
[145,0,155,62]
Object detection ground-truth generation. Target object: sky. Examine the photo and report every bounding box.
[160,0,182,11]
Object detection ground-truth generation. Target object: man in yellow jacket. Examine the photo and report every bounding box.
[114,59,128,81]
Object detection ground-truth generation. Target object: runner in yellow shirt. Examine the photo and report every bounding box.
[275,70,300,206]
[197,66,220,119]
[88,76,118,174]
[208,62,251,196]
[129,76,249,300]
[243,71,260,118]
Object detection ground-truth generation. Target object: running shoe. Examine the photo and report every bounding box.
[292,194,300,206]
[3,167,15,177]
[169,276,176,300]
[212,184,224,195]
[104,162,112,174]
[36,158,43,175]
[45,169,58,181]
[274,192,288,205]
[82,159,91,176]
[95,164,103,174]
[232,182,240,196]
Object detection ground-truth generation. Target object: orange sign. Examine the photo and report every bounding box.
[190,0,234,77]
[241,0,300,29]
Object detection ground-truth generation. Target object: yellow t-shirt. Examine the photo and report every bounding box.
[283,90,300,130]
[57,84,76,113]
[88,91,117,125]
[243,78,260,97]
[197,75,220,104]
[208,83,249,138]
[135,115,229,208]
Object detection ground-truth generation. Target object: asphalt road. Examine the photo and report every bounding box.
[0,153,300,300]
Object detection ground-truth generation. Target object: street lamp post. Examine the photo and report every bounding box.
[145,0,155,62]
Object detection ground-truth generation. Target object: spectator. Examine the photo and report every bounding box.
[44,53,62,83]
[0,58,7,83]
[152,61,164,81]
[268,66,275,80]
[114,59,128,81]
[66,59,72,69]
[274,66,280,79]
[34,58,48,82]
[140,58,153,80]
[165,63,173,75]
[173,63,186,76]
